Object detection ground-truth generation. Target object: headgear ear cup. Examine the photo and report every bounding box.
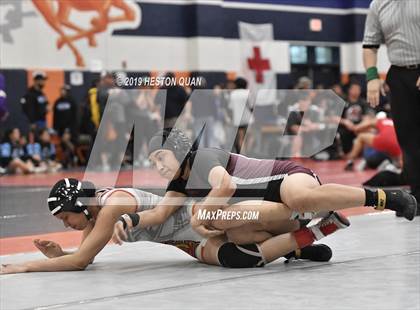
[80,181,96,198]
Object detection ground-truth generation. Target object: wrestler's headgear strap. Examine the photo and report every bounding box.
[47,178,96,220]
[148,127,204,175]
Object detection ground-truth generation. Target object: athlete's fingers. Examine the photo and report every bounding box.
[0,264,27,274]
[112,231,122,245]
[368,90,378,107]
[194,224,224,238]
[33,239,47,250]
[115,231,123,245]
[112,233,121,245]
[117,222,128,241]
[0,264,10,274]
[111,233,118,244]
[204,229,225,238]
[33,243,44,250]
[33,239,44,246]
[119,228,128,242]
[367,79,381,107]
[380,83,386,97]
[416,76,420,89]
[112,230,122,245]
[371,92,379,107]
[113,222,127,245]
[37,240,51,246]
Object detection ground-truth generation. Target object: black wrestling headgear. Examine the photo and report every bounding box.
[47,178,96,220]
[148,128,193,162]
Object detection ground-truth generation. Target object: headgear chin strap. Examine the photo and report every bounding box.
[47,178,95,220]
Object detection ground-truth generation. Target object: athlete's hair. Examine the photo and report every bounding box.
[47,178,96,219]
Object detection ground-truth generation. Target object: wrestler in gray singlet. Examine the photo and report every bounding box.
[96,188,203,258]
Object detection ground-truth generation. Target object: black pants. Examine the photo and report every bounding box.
[338,125,356,154]
[386,66,420,198]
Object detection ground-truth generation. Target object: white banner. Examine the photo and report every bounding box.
[239,22,288,106]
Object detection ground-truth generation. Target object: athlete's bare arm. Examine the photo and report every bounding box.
[1,192,136,274]
[190,166,237,237]
[353,116,377,134]
[33,222,94,258]
[112,191,187,244]
[137,191,187,227]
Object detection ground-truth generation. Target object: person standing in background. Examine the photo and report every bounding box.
[53,85,77,138]
[228,77,252,154]
[20,71,49,130]
[363,0,420,215]
[190,77,218,148]
[155,72,189,129]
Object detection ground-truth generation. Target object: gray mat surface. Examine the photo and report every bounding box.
[1,213,419,310]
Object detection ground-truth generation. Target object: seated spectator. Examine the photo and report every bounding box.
[331,83,345,99]
[285,92,323,157]
[338,82,374,154]
[344,112,401,171]
[278,76,313,120]
[37,128,62,172]
[0,128,34,174]
[60,128,76,169]
[25,135,47,173]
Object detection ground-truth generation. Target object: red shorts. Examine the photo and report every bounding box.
[372,134,401,157]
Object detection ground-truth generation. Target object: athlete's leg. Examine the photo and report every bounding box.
[280,173,417,220]
[198,236,225,266]
[210,200,294,231]
[225,224,273,244]
[9,158,33,174]
[345,133,375,170]
[224,220,300,244]
[199,212,348,268]
[347,132,375,160]
[260,212,349,263]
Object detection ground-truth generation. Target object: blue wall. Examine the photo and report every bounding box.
[115,1,370,43]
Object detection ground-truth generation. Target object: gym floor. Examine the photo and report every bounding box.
[1,161,419,310]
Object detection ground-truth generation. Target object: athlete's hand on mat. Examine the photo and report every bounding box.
[112,221,128,245]
[0,263,28,274]
[33,239,64,258]
[190,214,224,238]
[367,78,386,107]
[416,76,420,90]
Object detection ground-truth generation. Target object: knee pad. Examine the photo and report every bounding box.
[217,242,266,268]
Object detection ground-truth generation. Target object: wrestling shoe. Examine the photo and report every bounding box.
[310,211,350,241]
[291,212,350,251]
[381,189,417,221]
[284,244,332,263]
